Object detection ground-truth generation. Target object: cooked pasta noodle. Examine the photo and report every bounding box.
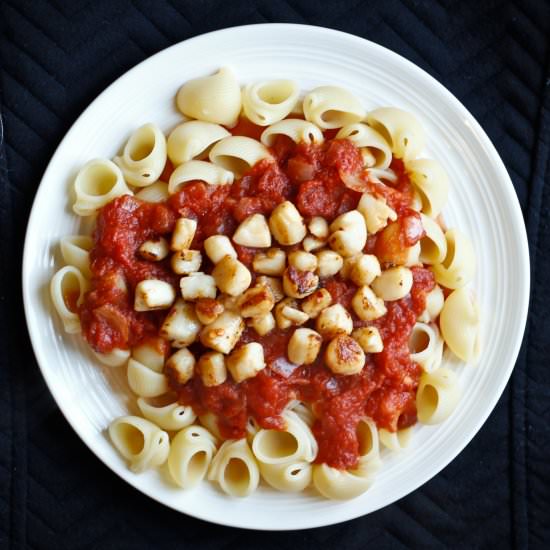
[378,426,414,451]
[168,160,234,195]
[419,214,447,265]
[416,367,461,424]
[208,439,260,497]
[432,229,476,289]
[260,119,324,147]
[242,79,300,126]
[135,181,169,203]
[60,235,93,277]
[137,398,196,431]
[50,265,89,333]
[209,136,272,177]
[336,123,392,169]
[131,338,166,372]
[409,322,444,373]
[366,107,425,161]
[127,358,169,398]
[73,159,131,216]
[252,409,317,465]
[167,121,230,166]
[440,287,481,362]
[356,417,382,472]
[312,463,374,500]
[114,123,167,187]
[418,285,444,323]
[260,460,312,493]
[407,158,449,217]
[168,425,217,489]
[176,67,242,127]
[109,415,170,473]
[94,348,130,367]
[303,86,365,129]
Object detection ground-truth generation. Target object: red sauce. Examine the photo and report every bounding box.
[80,123,434,469]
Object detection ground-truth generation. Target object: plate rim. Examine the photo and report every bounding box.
[22,22,530,530]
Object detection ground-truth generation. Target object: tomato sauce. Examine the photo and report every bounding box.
[80,119,434,469]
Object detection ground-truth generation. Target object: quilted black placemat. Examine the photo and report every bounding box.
[1,1,549,548]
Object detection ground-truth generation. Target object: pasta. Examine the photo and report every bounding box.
[176,67,242,127]
[114,123,167,187]
[407,158,449,217]
[336,123,392,169]
[312,464,374,500]
[49,265,89,333]
[209,136,272,177]
[73,159,131,216]
[252,409,318,465]
[137,398,196,431]
[409,322,444,373]
[127,358,169,398]
[167,121,230,166]
[52,70,482,500]
[416,367,461,424]
[208,438,260,497]
[260,119,324,147]
[168,160,234,195]
[109,415,170,473]
[242,79,300,126]
[440,287,481,362]
[432,229,476,289]
[366,107,425,161]
[168,425,217,489]
[60,235,93,277]
[379,427,414,451]
[135,181,169,203]
[303,86,365,129]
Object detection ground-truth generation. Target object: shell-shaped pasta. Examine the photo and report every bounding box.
[209,136,272,177]
[303,86,365,129]
[168,160,234,195]
[131,337,167,373]
[419,214,447,264]
[418,284,445,323]
[60,235,93,277]
[378,426,414,451]
[336,123,392,169]
[409,322,444,373]
[312,464,374,500]
[432,229,476,289]
[167,121,230,166]
[366,107,425,161]
[176,67,242,127]
[73,159,131,216]
[198,412,223,440]
[440,287,481,362]
[168,425,217,489]
[286,400,315,428]
[407,158,449,217]
[260,461,312,493]
[416,367,461,424]
[208,439,260,497]
[356,417,382,472]
[114,123,167,187]
[109,415,169,473]
[127,358,168,398]
[242,79,300,126]
[252,409,318,465]
[135,181,169,203]
[260,119,324,147]
[93,348,130,367]
[137,398,197,431]
[50,266,89,334]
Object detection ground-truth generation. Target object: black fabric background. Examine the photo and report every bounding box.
[1,1,549,548]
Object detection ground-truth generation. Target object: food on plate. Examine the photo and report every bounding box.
[50,67,481,499]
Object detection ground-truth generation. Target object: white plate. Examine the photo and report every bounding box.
[22,24,530,530]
